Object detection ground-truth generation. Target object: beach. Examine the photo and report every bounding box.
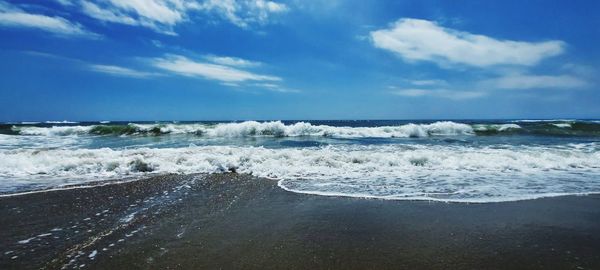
[2,0,600,268]
[1,174,599,270]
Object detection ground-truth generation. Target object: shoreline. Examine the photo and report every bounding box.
[4,173,598,204]
[1,173,600,269]
[276,178,600,203]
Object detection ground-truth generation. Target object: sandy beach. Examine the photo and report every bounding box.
[0,174,599,269]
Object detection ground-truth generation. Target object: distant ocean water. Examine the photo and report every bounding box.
[1,119,599,202]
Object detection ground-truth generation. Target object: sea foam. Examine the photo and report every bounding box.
[11,121,476,138]
[12,120,600,138]
[1,143,599,202]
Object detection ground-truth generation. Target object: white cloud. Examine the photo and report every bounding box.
[198,0,288,28]
[89,64,156,78]
[7,1,290,35]
[254,83,299,93]
[390,88,485,100]
[221,82,241,87]
[25,50,291,90]
[0,1,96,37]
[54,0,75,6]
[204,55,262,67]
[151,54,281,82]
[150,54,294,92]
[106,0,186,26]
[407,79,447,86]
[80,2,138,26]
[482,74,588,90]
[76,0,196,34]
[69,0,288,33]
[370,18,564,67]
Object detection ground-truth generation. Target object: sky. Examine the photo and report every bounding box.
[0,0,598,121]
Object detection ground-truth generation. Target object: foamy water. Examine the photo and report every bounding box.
[1,120,600,202]
[10,121,475,138]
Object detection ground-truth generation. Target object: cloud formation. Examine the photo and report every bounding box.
[253,83,299,93]
[203,55,262,67]
[390,87,484,100]
[77,0,198,34]
[370,18,564,67]
[56,0,288,34]
[407,79,447,86]
[198,0,288,28]
[0,1,95,37]
[151,54,281,82]
[89,64,157,78]
[481,74,588,90]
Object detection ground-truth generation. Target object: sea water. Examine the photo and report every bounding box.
[1,119,599,202]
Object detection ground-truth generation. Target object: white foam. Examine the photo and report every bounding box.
[473,123,521,131]
[1,143,599,202]
[552,123,572,128]
[45,121,79,124]
[12,121,475,138]
[120,212,137,224]
[0,134,81,149]
[13,125,92,136]
[513,119,576,123]
[18,237,35,244]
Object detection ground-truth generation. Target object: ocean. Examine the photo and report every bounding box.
[1,119,599,202]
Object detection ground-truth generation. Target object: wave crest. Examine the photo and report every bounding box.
[11,121,475,138]
[8,120,600,138]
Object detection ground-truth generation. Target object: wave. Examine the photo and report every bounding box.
[472,124,522,135]
[6,120,600,138]
[513,119,576,123]
[552,123,571,128]
[1,144,599,202]
[44,120,79,124]
[10,121,475,138]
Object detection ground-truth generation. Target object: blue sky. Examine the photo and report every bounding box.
[0,0,598,121]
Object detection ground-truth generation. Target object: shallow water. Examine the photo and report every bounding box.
[1,119,599,202]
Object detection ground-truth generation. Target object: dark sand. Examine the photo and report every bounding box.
[1,174,599,269]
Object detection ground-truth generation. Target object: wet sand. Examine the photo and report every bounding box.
[1,174,600,269]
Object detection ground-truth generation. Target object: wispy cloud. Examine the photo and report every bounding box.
[198,0,289,28]
[25,50,293,91]
[0,1,97,38]
[51,0,289,34]
[76,0,198,35]
[254,83,300,93]
[151,54,281,82]
[23,51,158,79]
[204,55,262,67]
[560,63,596,77]
[54,0,75,6]
[407,79,447,86]
[89,64,157,78]
[390,88,485,100]
[370,18,564,67]
[80,2,138,26]
[481,74,588,90]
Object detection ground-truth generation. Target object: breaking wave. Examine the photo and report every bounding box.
[5,120,600,138]
[1,143,599,202]
[9,121,475,138]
